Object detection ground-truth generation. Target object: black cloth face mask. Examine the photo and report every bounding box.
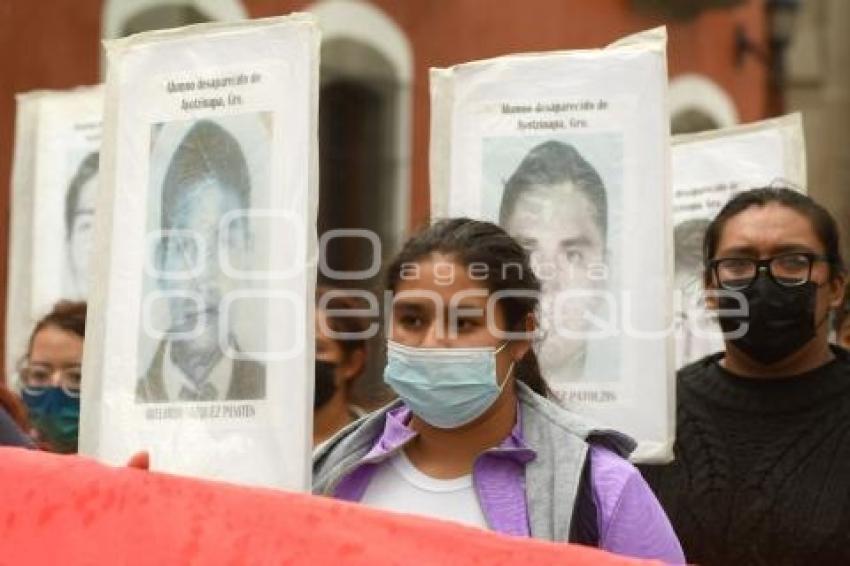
[314,360,338,409]
[717,273,818,365]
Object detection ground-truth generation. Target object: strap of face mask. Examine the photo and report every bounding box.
[497,360,517,392]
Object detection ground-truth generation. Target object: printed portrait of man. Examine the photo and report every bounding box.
[136,118,266,403]
[65,151,99,299]
[673,217,723,366]
[498,139,611,382]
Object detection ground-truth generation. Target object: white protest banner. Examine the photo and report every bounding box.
[6,93,41,381]
[430,28,673,462]
[5,86,103,380]
[672,113,806,368]
[79,15,320,491]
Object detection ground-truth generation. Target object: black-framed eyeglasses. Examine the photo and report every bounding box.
[707,252,831,291]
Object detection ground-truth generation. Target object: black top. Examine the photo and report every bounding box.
[0,406,34,449]
[640,346,850,565]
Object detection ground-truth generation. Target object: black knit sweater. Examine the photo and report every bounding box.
[640,347,850,565]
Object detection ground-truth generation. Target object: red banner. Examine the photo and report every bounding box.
[0,448,659,565]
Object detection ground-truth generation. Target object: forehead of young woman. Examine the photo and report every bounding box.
[386,219,539,335]
[29,325,84,367]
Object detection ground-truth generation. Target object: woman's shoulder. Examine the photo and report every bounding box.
[312,400,406,491]
[313,404,388,463]
[516,383,636,458]
[587,444,642,506]
[588,445,685,562]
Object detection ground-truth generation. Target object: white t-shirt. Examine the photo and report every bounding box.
[360,450,488,529]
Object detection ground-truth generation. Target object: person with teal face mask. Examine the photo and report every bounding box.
[18,301,86,454]
[313,218,684,562]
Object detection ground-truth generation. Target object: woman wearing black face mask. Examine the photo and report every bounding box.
[640,187,850,566]
[313,286,370,448]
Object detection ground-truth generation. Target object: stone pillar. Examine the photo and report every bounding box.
[786,0,850,263]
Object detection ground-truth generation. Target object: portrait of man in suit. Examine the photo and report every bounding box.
[136,118,266,403]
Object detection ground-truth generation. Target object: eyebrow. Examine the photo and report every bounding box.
[514,236,537,246]
[393,301,428,312]
[393,297,487,315]
[716,244,820,257]
[26,362,82,369]
[450,297,488,311]
[450,306,486,319]
[559,236,595,248]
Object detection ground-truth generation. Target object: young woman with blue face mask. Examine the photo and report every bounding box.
[313,218,683,562]
[18,301,86,453]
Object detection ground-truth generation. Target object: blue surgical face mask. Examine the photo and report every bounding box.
[21,386,80,453]
[384,340,515,429]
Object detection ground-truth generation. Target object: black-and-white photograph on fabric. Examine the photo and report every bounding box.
[64,151,99,300]
[28,87,103,313]
[8,87,103,383]
[430,28,673,461]
[672,218,722,367]
[484,134,623,384]
[136,114,269,404]
[77,15,319,491]
[5,92,42,381]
